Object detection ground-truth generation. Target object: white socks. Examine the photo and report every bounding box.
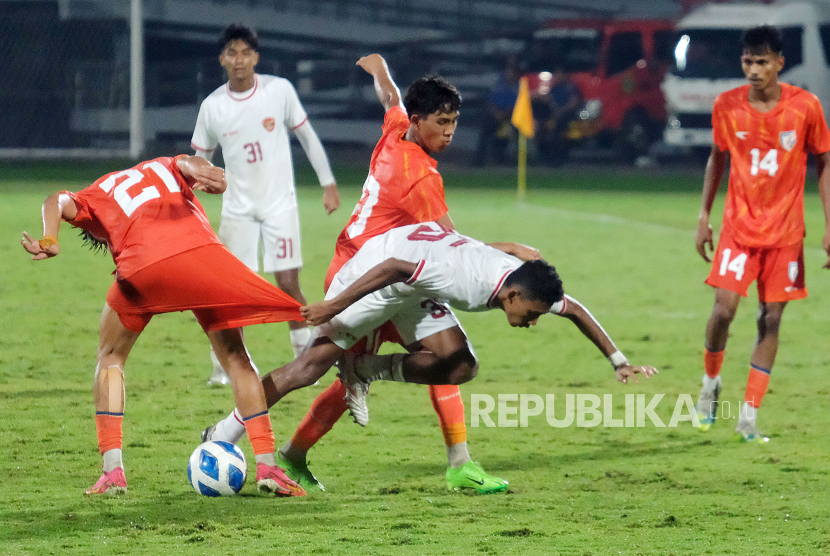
[447,442,471,469]
[102,449,123,473]
[354,353,406,382]
[212,408,247,444]
[289,327,312,359]
[738,402,757,423]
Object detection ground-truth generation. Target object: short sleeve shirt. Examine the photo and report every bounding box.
[67,156,221,278]
[327,107,449,282]
[712,83,830,247]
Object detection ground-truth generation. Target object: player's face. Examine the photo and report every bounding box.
[220,39,259,86]
[413,110,459,154]
[741,49,784,91]
[503,296,552,328]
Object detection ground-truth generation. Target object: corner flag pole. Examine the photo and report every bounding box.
[517,134,527,200]
[511,77,534,201]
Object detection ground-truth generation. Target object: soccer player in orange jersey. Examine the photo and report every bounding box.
[694,26,830,442]
[21,155,306,497]
[206,54,538,493]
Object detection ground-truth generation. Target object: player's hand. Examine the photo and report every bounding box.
[21,231,59,260]
[356,53,386,75]
[322,183,340,214]
[192,166,226,194]
[695,219,714,263]
[615,364,658,384]
[511,243,542,261]
[300,301,338,326]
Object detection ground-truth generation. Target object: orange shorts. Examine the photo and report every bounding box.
[106,244,302,332]
[705,232,807,302]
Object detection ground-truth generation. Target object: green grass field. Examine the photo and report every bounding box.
[2,162,829,555]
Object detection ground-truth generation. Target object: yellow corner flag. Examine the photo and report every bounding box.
[511,77,535,138]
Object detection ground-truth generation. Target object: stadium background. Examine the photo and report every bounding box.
[2,0,689,165]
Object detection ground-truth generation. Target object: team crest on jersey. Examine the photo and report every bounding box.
[779,130,797,151]
[262,117,276,132]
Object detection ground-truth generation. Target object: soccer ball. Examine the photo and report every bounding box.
[187,441,247,496]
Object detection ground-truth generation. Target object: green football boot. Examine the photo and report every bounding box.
[277,453,325,492]
[735,420,769,443]
[446,461,508,494]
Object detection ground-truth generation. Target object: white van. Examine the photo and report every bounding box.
[662,0,830,149]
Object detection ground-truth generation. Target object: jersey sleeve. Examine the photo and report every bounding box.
[281,80,309,130]
[805,95,830,155]
[399,174,449,222]
[711,96,728,152]
[382,106,410,136]
[191,100,218,153]
[64,187,108,240]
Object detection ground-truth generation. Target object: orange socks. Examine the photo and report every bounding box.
[242,412,276,456]
[94,412,123,454]
[429,384,467,447]
[290,380,348,451]
[704,348,724,379]
[745,364,771,408]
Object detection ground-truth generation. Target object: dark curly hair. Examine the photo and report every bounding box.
[403,75,462,118]
[503,260,564,306]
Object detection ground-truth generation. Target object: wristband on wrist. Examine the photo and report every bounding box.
[607,350,628,369]
[39,235,58,249]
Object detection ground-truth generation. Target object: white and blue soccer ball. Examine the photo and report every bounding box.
[187,441,247,496]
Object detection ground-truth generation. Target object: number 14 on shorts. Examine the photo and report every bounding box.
[719,248,747,281]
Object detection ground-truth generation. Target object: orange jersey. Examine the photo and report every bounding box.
[67,156,221,278]
[712,83,830,247]
[326,106,449,287]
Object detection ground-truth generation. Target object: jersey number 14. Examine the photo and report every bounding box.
[749,148,778,176]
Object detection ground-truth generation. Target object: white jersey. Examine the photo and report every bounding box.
[191,74,307,218]
[331,222,565,313]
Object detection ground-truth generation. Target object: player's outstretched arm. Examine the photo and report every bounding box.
[301,258,418,325]
[176,155,226,194]
[21,192,78,260]
[558,294,658,384]
[696,146,728,263]
[356,53,403,112]
[815,151,830,269]
[487,242,542,261]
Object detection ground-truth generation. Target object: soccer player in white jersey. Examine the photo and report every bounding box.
[204,222,658,485]
[191,22,340,385]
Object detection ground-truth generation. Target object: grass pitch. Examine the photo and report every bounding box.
[1,162,829,555]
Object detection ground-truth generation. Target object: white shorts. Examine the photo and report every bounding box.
[317,284,463,350]
[218,208,302,273]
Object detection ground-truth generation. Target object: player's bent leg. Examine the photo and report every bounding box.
[88,304,140,495]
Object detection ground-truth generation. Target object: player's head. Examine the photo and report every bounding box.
[404,76,462,154]
[218,23,259,85]
[740,26,784,89]
[219,23,258,52]
[500,260,564,328]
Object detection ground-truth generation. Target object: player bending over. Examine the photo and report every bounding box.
[205,222,658,488]
[21,155,306,497]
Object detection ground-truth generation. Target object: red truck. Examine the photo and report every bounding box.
[524,18,675,162]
